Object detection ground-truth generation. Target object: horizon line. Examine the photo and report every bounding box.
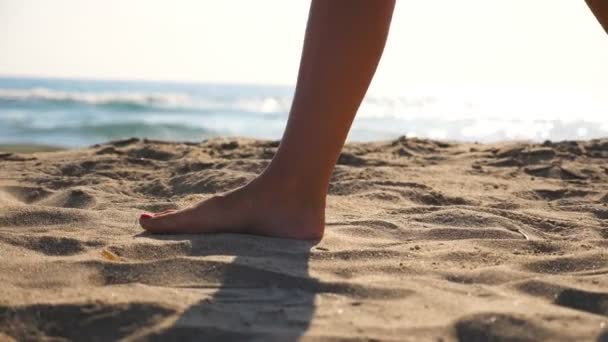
[0,73,296,88]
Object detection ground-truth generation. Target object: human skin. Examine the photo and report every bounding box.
[139,0,396,239]
[586,0,608,34]
[140,0,606,240]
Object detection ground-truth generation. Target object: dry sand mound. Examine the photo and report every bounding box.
[0,137,607,341]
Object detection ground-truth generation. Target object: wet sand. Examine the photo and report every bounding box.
[0,137,607,341]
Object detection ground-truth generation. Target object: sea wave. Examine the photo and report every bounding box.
[4,87,606,122]
[0,87,192,110]
[0,87,292,114]
[0,121,221,147]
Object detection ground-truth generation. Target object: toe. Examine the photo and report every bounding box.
[153,209,177,217]
[139,210,188,233]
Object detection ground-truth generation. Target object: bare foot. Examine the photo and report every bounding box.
[139,177,325,240]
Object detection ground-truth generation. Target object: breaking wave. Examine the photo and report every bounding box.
[0,87,292,114]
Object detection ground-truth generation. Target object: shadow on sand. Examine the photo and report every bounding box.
[138,233,319,341]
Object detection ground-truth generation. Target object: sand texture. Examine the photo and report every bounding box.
[0,137,607,341]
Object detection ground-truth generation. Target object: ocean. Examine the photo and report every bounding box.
[0,76,606,147]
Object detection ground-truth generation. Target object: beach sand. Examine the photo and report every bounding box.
[0,137,607,341]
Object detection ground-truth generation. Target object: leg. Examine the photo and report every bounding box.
[139,0,395,240]
[586,0,608,34]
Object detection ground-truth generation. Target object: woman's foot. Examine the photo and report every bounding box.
[139,176,325,240]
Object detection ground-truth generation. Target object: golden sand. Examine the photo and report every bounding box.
[0,137,607,340]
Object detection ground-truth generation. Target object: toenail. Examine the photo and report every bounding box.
[140,213,153,220]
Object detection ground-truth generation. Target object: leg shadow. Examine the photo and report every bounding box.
[139,233,319,341]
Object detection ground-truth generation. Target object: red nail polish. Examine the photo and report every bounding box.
[140,213,153,220]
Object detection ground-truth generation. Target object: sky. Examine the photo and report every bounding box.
[1,0,608,93]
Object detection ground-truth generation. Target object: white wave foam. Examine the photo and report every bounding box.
[0,87,295,114]
[0,87,192,108]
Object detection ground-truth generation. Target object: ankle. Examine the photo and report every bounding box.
[252,172,327,209]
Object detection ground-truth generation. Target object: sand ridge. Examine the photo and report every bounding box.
[0,137,607,341]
